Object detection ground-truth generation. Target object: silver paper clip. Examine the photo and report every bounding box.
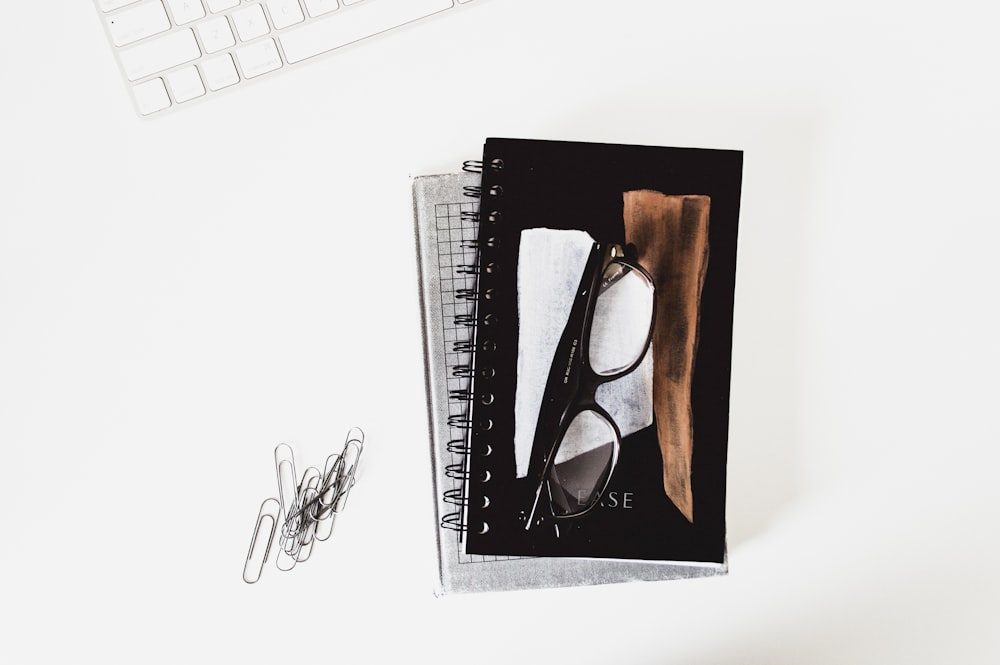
[243,427,365,583]
[243,498,281,584]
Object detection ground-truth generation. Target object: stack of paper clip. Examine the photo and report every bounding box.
[243,427,364,584]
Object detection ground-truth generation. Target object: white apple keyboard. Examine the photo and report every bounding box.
[94,0,479,117]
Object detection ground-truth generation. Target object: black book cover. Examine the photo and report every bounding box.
[465,138,742,562]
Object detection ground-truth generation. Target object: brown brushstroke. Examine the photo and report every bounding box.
[623,191,710,523]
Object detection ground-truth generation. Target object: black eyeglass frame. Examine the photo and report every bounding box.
[522,241,656,533]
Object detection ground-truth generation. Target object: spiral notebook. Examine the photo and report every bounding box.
[414,138,742,591]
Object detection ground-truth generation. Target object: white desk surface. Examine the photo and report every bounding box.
[2,1,998,663]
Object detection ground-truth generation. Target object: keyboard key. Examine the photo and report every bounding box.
[119,28,201,80]
[232,4,271,41]
[201,53,240,90]
[279,0,453,64]
[166,65,206,102]
[303,0,338,17]
[205,0,240,12]
[132,77,171,115]
[99,0,142,11]
[267,0,305,30]
[197,16,236,53]
[235,38,282,78]
[106,1,170,47]
[165,0,206,25]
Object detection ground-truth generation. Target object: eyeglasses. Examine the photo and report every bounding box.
[522,242,656,535]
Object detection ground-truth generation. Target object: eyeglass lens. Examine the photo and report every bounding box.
[550,409,617,516]
[589,262,655,376]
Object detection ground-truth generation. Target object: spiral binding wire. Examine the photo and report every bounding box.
[443,487,468,507]
[445,461,469,480]
[448,411,473,427]
[439,177,479,533]
[462,237,498,250]
[452,340,475,354]
[446,438,471,454]
[463,159,505,174]
[439,156,504,535]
